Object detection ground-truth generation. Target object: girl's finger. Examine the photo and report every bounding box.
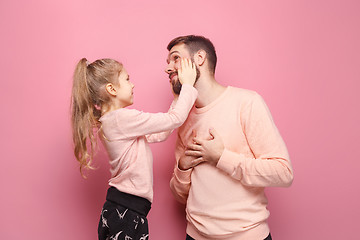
[183,58,188,68]
[185,58,189,68]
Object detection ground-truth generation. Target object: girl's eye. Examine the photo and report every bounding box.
[174,56,180,61]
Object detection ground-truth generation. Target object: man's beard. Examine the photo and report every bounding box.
[171,66,200,95]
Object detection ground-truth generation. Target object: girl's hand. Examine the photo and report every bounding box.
[178,58,196,86]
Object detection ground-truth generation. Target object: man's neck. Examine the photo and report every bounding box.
[194,75,227,108]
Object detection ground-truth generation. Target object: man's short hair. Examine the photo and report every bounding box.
[167,35,217,74]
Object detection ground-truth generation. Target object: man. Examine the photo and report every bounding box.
[166,35,293,240]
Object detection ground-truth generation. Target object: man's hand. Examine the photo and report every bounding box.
[178,154,206,171]
[178,130,205,170]
[185,128,224,166]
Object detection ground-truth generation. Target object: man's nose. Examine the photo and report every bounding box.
[165,62,174,74]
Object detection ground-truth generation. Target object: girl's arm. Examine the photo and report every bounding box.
[145,101,177,143]
[115,58,197,140]
[116,84,197,140]
[145,130,173,143]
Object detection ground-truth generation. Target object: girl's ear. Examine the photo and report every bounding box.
[105,83,117,96]
[194,50,206,66]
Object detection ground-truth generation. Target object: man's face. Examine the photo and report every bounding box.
[165,44,200,94]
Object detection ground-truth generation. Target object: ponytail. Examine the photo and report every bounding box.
[71,58,123,177]
[71,58,98,177]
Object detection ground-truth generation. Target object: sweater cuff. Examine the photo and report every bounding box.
[216,149,244,176]
[174,165,192,184]
[182,83,198,95]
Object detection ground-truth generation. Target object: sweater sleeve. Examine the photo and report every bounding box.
[216,93,294,187]
[169,135,192,204]
[145,100,176,143]
[115,84,197,140]
[145,130,173,143]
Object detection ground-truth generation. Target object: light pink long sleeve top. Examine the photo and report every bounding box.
[100,84,197,202]
[170,87,293,240]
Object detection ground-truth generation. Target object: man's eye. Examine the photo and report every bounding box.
[174,56,180,61]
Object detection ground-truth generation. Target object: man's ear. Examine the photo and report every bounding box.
[194,50,207,66]
[105,83,117,96]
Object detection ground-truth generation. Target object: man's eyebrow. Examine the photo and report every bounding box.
[169,50,180,56]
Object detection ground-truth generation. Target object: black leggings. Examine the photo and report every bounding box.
[186,233,272,240]
[98,187,151,240]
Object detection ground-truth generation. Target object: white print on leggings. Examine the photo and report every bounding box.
[116,208,128,219]
[101,209,109,228]
[109,231,122,240]
[139,234,149,240]
[101,207,147,239]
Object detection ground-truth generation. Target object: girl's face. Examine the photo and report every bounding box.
[116,68,134,108]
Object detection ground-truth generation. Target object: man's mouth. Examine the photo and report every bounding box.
[169,72,177,82]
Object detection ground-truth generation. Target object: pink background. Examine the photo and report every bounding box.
[1,0,359,239]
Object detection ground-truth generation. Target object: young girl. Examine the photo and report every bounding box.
[71,57,197,240]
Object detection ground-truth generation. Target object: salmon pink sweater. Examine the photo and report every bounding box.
[170,87,293,240]
[99,84,197,202]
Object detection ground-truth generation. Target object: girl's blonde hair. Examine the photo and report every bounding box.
[71,58,123,177]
